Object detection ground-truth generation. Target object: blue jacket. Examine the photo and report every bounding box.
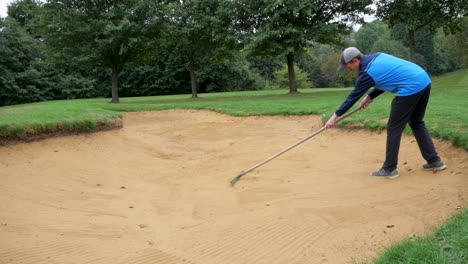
[335,53,431,116]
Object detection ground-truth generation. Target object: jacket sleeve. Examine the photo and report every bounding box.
[335,73,375,116]
[368,88,384,99]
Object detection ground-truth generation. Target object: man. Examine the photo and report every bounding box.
[325,47,446,178]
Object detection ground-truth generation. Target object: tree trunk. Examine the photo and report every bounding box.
[287,52,298,94]
[189,60,198,99]
[408,29,416,63]
[111,65,120,103]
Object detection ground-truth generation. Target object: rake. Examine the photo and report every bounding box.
[230,107,361,186]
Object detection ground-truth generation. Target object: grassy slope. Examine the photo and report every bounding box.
[425,69,468,149]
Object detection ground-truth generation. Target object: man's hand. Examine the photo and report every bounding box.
[325,113,338,129]
[359,95,373,109]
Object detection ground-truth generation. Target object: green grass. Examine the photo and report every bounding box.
[0,69,466,262]
[1,69,467,148]
[0,100,122,142]
[361,209,467,264]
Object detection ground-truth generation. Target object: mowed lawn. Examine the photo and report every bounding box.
[0,69,467,263]
[1,69,467,149]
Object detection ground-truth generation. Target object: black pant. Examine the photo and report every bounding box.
[383,85,440,171]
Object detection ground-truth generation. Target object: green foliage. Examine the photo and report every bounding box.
[354,16,464,76]
[235,0,372,92]
[0,6,105,106]
[197,55,266,92]
[118,52,264,97]
[163,0,237,98]
[390,25,435,71]
[238,0,371,57]
[440,16,468,69]
[1,0,466,103]
[414,27,435,71]
[248,56,284,81]
[0,17,48,106]
[305,44,355,88]
[375,0,467,62]
[371,31,410,60]
[39,0,164,103]
[6,0,40,30]
[274,64,312,89]
[354,21,387,54]
[120,62,190,97]
[431,32,457,75]
[48,72,100,99]
[375,0,467,34]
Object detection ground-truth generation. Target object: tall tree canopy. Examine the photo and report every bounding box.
[164,0,237,98]
[0,17,46,106]
[1,0,466,106]
[375,0,467,62]
[440,16,468,68]
[39,0,164,103]
[354,20,386,54]
[7,0,40,29]
[234,0,372,93]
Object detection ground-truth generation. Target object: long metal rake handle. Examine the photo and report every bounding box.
[230,107,361,186]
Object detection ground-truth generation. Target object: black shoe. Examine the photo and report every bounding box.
[372,168,399,179]
[422,160,446,171]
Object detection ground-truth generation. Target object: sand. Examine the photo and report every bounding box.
[0,109,466,264]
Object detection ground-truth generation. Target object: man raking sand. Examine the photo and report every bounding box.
[326,47,447,178]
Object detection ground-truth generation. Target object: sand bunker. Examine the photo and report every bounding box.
[0,109,466,263]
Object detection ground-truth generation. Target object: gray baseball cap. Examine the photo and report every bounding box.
[337,47,361,71]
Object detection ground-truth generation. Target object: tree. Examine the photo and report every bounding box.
[196,54,265,92]
[233,0,372,94]
[164,0,237,98]
[440,16,468,69]
[275,64,312,89]
[0,17,47,106]
[39,0,164,103]
[389,24,435,71]
[7,0,41,30]
[247,56,283,81]
[371,32,409,60]
[354,20,386,54]
[431,32,457,75]
[375,0,467,63]
[306,44,355,88]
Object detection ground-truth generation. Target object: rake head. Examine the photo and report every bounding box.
[230,170,245,186]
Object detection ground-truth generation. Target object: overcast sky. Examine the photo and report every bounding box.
[0,0,12,18]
